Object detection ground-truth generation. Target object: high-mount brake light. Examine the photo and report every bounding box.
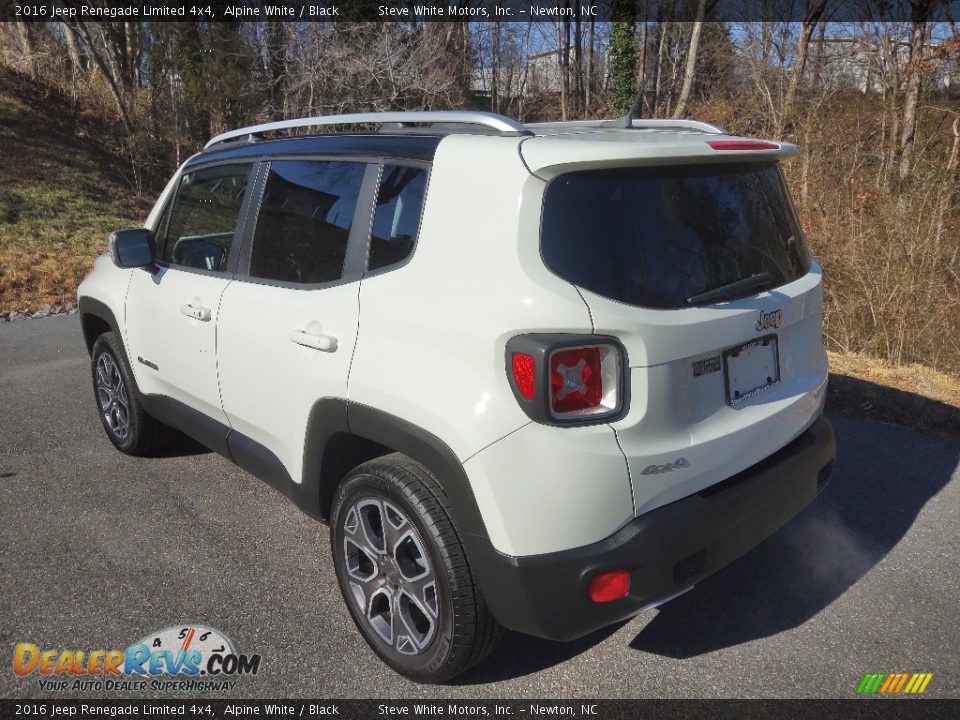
[707,139,780,151]
[549,344,620,420]
[511,353,537,401]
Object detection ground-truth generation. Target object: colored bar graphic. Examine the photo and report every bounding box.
[858,672,933,695]
[857,674,886,694]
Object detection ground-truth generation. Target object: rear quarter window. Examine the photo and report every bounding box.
[541,162,810,309]
[369,164,428,271]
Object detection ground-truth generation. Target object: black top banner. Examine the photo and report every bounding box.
[5,0,960,23]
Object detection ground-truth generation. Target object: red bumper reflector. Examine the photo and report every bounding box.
[589,570,630,603]
[707,139,780,151]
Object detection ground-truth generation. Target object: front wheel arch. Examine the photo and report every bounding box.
[78,297,122,355]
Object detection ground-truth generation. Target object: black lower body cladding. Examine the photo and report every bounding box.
[472,417,836,641]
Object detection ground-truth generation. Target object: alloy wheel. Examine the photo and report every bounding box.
[341,497,439,656]
[94,351,130,443]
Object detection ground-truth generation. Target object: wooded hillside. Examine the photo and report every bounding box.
[1,11,958,374]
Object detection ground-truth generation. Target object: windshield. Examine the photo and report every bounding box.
[541,162,811,309]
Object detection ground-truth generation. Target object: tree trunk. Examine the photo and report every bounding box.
[585,18,594,113]
[62,21,84,77]
[653,22,669,117]
[557,14,571,120]
[13,21,36,78]
[779,0,827,135]
[898,8,931,183]
[492,22,500,113]
[69,21,132,129]
[637,20,647,115]
[672,0,706,119]
[574,10,583,116]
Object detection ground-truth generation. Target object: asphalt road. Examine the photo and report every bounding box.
[1,314,958,699]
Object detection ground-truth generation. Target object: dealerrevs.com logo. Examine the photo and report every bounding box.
[12,625,261,693]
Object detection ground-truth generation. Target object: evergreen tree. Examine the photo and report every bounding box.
[607,1,637,116]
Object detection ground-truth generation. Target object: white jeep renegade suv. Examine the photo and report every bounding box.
[78,111,835,682]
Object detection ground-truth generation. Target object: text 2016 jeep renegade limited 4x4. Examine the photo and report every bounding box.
[78,111,835,682]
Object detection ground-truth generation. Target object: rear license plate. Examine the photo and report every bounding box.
[724,335,780,406]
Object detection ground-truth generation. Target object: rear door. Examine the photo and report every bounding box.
[216,158,374,486]
[539,160,828,513]
[125,161,254,438]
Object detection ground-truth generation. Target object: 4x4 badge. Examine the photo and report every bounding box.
[756,309,782,331]
[641,458,691,475]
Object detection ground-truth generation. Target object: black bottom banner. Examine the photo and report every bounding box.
[2,699,957,720]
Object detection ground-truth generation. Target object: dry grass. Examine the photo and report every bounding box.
[827,351,960,437]
[0,71,152,313]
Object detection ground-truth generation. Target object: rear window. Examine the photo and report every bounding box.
[541,162,810,309]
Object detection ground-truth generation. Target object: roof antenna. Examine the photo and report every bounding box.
[609,76,648,129]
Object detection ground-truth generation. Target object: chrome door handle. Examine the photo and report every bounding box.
[180,303,211,322]
[290,330,338,353]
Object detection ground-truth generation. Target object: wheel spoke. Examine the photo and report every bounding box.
[95,361,110,390]
[404,574,439,619]
[382,501,409,554]
[114,381,129,409]
[366,586,395,645]
[356,499,387,555]
[394,529,430,583]
[111,366,123,393]
[343,537,379,584]
[96,387,112,410]
[395,580,437,651]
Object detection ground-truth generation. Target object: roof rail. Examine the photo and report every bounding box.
[204,111,533,148]
[526,118,726,134]
[623,118,726,133]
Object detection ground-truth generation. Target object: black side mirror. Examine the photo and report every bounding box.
[109,229,156,269]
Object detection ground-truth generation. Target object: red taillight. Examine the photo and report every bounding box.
[707,139,780,151]
[550,346,602,413]
[548,344,620,419]
[511,353,536,401]
[589,570,630,603]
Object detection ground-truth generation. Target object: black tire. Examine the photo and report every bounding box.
[330,453,502,683]
[90,332,176,455]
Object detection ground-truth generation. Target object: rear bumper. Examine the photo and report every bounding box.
[473,416,836,640]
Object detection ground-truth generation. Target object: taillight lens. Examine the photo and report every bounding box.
[548,344,620,420]
[511,353,536,401]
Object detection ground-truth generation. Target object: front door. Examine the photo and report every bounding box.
[125,161,254,436]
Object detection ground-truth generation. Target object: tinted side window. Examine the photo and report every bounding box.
[249,160,366,284]
[369,165,427,271]
[162,163,252,272]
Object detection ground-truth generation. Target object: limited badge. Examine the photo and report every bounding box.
[693,355,721,377]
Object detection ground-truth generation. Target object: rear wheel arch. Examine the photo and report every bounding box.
[305,401,490,544]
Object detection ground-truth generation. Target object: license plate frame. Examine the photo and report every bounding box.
[724,335,780,406]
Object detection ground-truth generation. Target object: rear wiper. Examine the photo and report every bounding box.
[686,272,772,305]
